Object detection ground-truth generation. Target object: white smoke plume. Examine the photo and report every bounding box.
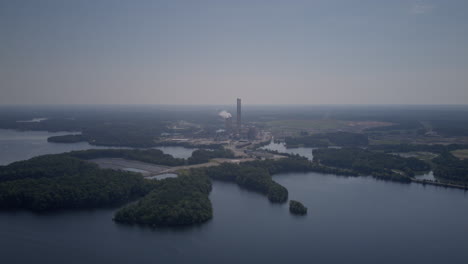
[218,110,232,119]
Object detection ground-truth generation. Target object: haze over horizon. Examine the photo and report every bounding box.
[1,0,468,105]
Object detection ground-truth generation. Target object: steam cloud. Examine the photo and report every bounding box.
[218,110,232,119]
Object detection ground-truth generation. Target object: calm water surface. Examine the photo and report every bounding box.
[0,129,107,165]
[1,130,468,263]
[0,129,195,165]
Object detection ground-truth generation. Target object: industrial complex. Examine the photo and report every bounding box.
[156,98,274,159]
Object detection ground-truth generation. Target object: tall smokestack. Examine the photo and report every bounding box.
[237,98,241,134]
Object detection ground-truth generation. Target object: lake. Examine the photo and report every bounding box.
[1,130,468,263]
[0,129,195,165]
[0,129,105,165]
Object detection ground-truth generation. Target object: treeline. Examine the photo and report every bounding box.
[80,125,162,147]
[114,171,213,226]
[0,155,96,182]
[0,151,215,226]
[201,163,288,203]
[69,149,186,166]
[199,156,359,203]
[431,120,468,137]
[114,156,339,226]
[313,148,431,182]
[48,134,86,143]
[244,155,358,177]
[0,155,154,211]
[68,148,235,166]
[365,120,423,132]
[48,133,228,149]
[432,152,468,184]
[285,132,368,148]
[368,143,468,154]
[289,200,307,215]
[187,149,235,164]
[1,117,166,148]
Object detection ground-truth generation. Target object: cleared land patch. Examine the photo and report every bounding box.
[451,149,468,160]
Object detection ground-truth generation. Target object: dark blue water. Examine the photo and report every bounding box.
[0,129,195,165]
[0,129,103,165]
[1,174,468,264]
[1,130,468,263]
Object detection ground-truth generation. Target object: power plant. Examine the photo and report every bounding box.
[237,98,242,134]
[217,98,256,140]
[225,116,233,131]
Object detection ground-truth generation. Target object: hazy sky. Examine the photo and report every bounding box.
[1,0,467,105]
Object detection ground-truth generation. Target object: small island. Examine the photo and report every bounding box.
[289,200,307,215]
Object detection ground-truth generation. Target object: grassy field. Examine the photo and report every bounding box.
[451,149,468,160]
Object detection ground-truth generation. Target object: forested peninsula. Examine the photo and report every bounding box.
[114,171,213,226]
[313,148,430,182]
[1,141,466,226]
[0,155,154,211]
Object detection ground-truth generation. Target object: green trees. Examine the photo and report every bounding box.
[68,148,235,166]
[312,148,430,182]
[47,134,85,143]
[0,152,215,226]
[114,171,213,226]
[368,143,468,154]
[200,162,289,203]
[432,152,468,184]
[68,149,186,166]
[0,155,153,211]
[285,132,368,148]
[187,149,235,164]
[0,154,97,182]
[289,200,307,215]
[267,183,288,203]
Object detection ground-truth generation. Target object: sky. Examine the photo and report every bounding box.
[1,0,467,105]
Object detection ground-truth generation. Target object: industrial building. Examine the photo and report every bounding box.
[237,98,242,134]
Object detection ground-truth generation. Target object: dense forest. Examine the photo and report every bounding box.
[289,200,307,215]
[432,152,468,184]
[365,120,423,132]
[48,134,86,143]
[200,155,363,203]
[200,163,288,203]
[285,132,368,148]
[313,148,431,182]
[114,171,213,226]
[68,149,186,166]
[0,155,154,211]
[244,155,359,177]
[68,148,234,166]
[0,154,97,182]
[368,143,468,154]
